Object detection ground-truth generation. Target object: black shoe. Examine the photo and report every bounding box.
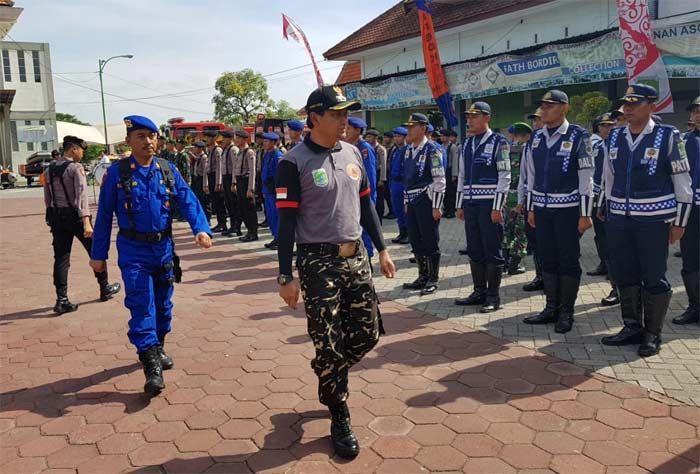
[673,271,699,325]
[240,233,259,242]
[602,286,643,345]
[265,239,279,250]
[673,308,700,325]
[480,264,502,313]
[524,272,559,324]
[259,219,268,228]
[158,337,174,371]
[385,213,396,220]
[601,326,644,346]
[420,254,440,296]
[54,298,78,315]
[397,236,410,245]
[554,275,579,333]
[100,282,121,302]
[138,345,165,396]
[507,256,526,276]
[391,231,407,244]
[458,248,469,255]
[600,288,620,307]
[329,402,359,459]
[409,257,417,264]
[587,262,608,277]
[211,224,226,233]
[403,256,428,290]
[523,275,544,291]
[638,332,661,357]
[222,228,236,237]
[674,250,682,258]
[455,261,487,306]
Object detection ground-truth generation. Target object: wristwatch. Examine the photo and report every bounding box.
[277,274,294,286]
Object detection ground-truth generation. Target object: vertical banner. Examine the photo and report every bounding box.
[282,13,324,88]
[616,0,674,112]
[415,0,458,127]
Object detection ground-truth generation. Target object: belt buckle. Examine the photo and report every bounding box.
[151,232,162,243]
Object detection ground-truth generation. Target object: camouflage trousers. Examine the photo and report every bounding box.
[505,207,528,259]
[297,241,381,406]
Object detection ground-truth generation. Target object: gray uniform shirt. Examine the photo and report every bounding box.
[222,144,239,176]
[193,151,208,177]
[233,146,257,192]
[43,157,90,218]
[207,145,224,185]
[375,143,387,182]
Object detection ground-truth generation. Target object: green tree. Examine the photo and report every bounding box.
[265,99,299,120]
[569,92,612,129]
[83,144,104,162]
[56,112,90,125]
[428,110,445,129]
[213,69,270,125]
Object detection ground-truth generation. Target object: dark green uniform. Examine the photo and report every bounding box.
[505,142,527,261]
[173,150,190,184]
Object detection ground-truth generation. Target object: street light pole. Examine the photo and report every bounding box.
[98,54,133,153]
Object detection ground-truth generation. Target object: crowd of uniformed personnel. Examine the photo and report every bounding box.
[41,85,699,459]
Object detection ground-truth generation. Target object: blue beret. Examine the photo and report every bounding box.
[286,120,305,132]
[124,115,159,134]
[620,84,658,103]
[427,124,434,133]
[347,117,367,129]
[392,126,408,136]
[466,101,492,115]
[262,132,280,141]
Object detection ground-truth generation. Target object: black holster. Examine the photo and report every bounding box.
[173,253,182,283]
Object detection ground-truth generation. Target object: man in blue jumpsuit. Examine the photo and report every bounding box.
[90,115,212,396]
[261,132,282,250]
[599,85,693,356]
[389,127,409,244]
[523,90,595,334]
[344,117,377,261]
[454,102,511,313]
[673,95,700,326]
[401,113,446,295]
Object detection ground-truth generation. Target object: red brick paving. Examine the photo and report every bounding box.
[1,197,699,473]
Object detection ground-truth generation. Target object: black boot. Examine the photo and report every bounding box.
[455,261,487,305]
[507,254,526,275]
[523,272,559,324]
[600,287,620,306]
[403,256,428,290]
[421,254,440,296]
[391,231,406,244]
[672,271,699,325]
[638,290,671,357]
[211,223,226,233]
[96,271,121,302]
[397,234,410,245]
[329,402,359,459]
[138,345,165,396]
[158,337,174,370]
[523,255,544,292]
[240,233,259,242]
[555,275,579,333]
[54,297,78,315]
[480,264,502,313]
[259,219,268,228]
[602,286,644,346]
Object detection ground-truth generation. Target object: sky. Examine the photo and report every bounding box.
[9,0,398,126]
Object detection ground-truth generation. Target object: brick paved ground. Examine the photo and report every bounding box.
[1,192,699,473]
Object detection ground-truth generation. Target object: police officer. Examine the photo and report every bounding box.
[220,130,243,237]
[401,113,446,295]
[523,90,594,334]
[204,131,227,233]
[190,141,210,222]
[365,129,388,223]
[454,102,511,312]
[591,113,619,307]
[261,132,282,250]
[345,117,378,261]
[90,115,212,395]
[504,122,532,275]
[443,129,460,218]
[382,131,396,219]
[522,108,545,291]
[389,127,410,244]
[275,86,395,459]
[286,119,305,150]
[44,135,121,314]
[254,132,265,219]
[599,85,693,356]
[233,130,258,242]
[673,96,699,325]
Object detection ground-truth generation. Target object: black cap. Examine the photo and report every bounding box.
[597,113,615,125]
[254,131,264,139]
[235,130,250,139]
[62,135,87,150]
[221,130,235,138]
[538,90,569,105]
[305,86,361,115]
[365,129,380,137]
[204,130,219,138]
[610,106,625,119]
[466,101,491,115]
[447,129,458,137]
[526,108,543,119]
[383,131,394,138]
[193,140,206,148]
[620,84,658,103]
[686,95,700,112]
[403,113,429,126]
[51,149,60,157]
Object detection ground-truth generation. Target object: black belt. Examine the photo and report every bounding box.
[118,228,172,243]
[299,240,360,258]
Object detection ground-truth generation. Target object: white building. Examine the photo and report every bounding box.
[0,0,57,170]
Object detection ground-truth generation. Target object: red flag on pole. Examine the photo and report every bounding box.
[282,14,324,88]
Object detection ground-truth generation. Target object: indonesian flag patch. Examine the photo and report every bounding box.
[276,187,288,199]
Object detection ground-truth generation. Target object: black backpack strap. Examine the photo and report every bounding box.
[156,158,176,228]
[48,161,73,208]
[118,158,137,231]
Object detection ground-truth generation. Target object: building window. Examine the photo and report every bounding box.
[2,50,10,82]
[25,120,34,151]
[506,39,511,50]
[535,33,538,43]
[32,51,41,82]
[481,45,485,55]
[10,120,18,151]
[39,120,48,150]
[18,50,26,82]
[565,27,569,37]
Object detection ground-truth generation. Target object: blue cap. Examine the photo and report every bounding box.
[347,117,367,129]
[538,90,569,105]
[262,132,280,141]
[392,126,408,136]
[620,84,658,103]
[427,124,434,133]
[286,120,305,132]
[123,115,159,134]
[404,113,429,126]
[466,101,492,115]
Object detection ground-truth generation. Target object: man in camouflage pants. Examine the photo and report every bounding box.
[504,122,532,275]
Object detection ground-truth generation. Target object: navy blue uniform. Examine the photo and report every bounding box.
[356,140,377,258]
[262,148,283,239]
[92,157,210,352]
[389,144,407,234]
[680,129,700,274]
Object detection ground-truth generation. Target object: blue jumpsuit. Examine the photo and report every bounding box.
[681,129,700,274]
[389,144,407,234]
[357,139,377,258]
[92,157,210,353]
[262,148,282,239]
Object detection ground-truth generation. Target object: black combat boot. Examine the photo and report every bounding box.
[455,261,487,305]
[602,286,644,346]
[480,264,502,313]
[600,286,620,306]
[158,337,174,370]
[138,345,165,396]
[555,275,580,333]
[421,254,440,296]
[507,254,526,275]
[523,255,544,291]
[523,272,560,324]
[96,271,121,302]
[403,256,428,290]
[638,290,672,357]
[391,230,406,244]
[672,271,699,325]
[54,297,78,315]
[329,402,359,459]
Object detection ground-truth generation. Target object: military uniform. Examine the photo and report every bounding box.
[233,130,258,241]
[600,85,694,356]
[173,146,190,184]
[220,131,242,237]
[389,127,409,243]
[504,136,528,273]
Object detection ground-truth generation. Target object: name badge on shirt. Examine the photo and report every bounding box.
[532,138,541,148]
[483,143,494,155]
[559,141,573,154]
[643,148,659,161]
[609,148,618,160]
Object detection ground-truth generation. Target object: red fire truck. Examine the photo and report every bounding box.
[164,117,227,142]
